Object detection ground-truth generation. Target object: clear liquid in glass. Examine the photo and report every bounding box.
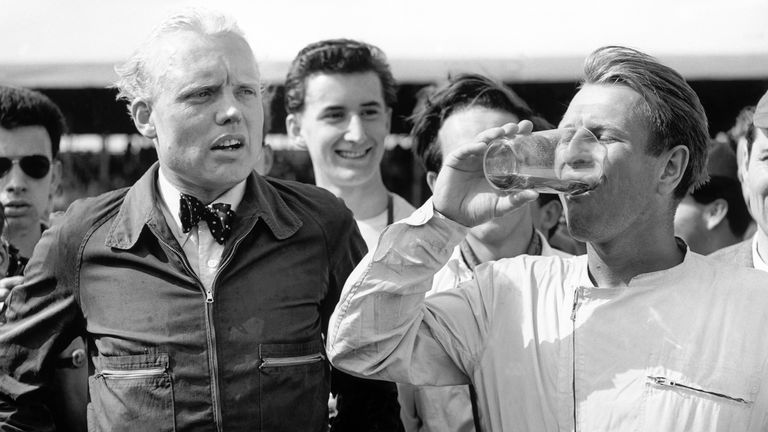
[486,173,594,195]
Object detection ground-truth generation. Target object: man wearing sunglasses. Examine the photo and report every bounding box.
[0,86,62,264]
[0,85,90,432]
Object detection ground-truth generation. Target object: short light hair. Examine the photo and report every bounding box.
[113,9,251,116]
[582,46,709,199]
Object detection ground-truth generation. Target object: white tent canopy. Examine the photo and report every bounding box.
[1,0,767,88]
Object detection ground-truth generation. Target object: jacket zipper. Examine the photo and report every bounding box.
[204,233,249,431]
[570,287,582,431]
[155,233,223,430]
[99,367,166,379]
[260,353,325,369]
[647,376,753,405]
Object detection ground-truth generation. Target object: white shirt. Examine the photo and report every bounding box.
[329,200,768,431]
[356,193,415,253]
[157,168,245,298]
[751,234,768,272]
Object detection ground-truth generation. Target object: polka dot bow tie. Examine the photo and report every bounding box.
[179,193,236,245]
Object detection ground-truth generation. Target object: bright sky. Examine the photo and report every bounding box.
[1,0,767,86]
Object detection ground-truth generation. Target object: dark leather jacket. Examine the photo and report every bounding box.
[0,165,400,431]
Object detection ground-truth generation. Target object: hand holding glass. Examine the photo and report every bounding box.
[483,127,606,195]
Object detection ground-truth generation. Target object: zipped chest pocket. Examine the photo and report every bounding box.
[641,368,760,432]
[89,353,175,432]
[258,341,330,430]
[260,352,325,369]
[98,366,168,380]
[648,376,753,405]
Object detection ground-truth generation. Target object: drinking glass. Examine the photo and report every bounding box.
[483,127,606,195]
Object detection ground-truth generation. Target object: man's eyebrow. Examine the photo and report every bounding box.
[361,101,383,108]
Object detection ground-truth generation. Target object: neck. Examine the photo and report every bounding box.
[586,228,683,288]
[9,225,42,258]
[466,221,535,262]
[316,177,389,220]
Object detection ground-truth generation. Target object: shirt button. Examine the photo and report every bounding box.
[207,259,219,268]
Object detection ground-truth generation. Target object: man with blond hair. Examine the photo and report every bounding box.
[328,47,768,430]
[0,10,396,431]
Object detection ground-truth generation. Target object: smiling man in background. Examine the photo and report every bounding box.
[285,39,415,252]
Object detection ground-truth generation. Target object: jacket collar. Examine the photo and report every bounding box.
[105,163,302,250]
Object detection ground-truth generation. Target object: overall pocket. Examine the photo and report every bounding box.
[88,353,175,432]
[258,341,330,431]
[641,366,759,432]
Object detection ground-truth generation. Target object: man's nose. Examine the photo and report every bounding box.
[344,115,367,143]
[3,164,28,192]
[215,91,243,125]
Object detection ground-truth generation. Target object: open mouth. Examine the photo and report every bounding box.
[212,137,244,151]
[335,148,371,160]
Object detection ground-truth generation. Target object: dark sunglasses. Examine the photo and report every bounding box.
[0,155,52,179]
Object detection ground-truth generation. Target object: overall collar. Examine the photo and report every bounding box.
[105,163,302,250]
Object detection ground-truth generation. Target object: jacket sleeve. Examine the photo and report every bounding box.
[327,200,488,388]
[323,206,403,432]
[0,220,84,431]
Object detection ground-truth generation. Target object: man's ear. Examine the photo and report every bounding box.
[659,144,689,195]
[537,199,564,235]
[285,113,306,150]
[426,171,438,192]
[704,198,729,231]
[50,159,63,197]
[385,107,393,133]
[131,99,156,139]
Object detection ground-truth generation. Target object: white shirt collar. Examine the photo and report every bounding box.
[752,234,768,272]
[157,167,247,232]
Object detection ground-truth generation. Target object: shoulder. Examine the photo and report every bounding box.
[708,238,753,266]
[476,253,584,294]
[266,178,349,214]
[263,177,356,232]
[49,188,130,240]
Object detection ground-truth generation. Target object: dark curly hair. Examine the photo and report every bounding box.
[284,39,397,114]
[0,86,65,157]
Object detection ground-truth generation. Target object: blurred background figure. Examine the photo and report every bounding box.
[531,194,586,255]
[711,90,768,268]
[255,88,274,176]
[0,85,86,431]
[674,139,751,254]
[285,39,415,252]
[401,72,571,432]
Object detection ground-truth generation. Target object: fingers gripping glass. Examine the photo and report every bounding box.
[0,155,52,179]
[483,127,606,195]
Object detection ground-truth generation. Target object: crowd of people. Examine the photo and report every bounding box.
[0,7,767,432]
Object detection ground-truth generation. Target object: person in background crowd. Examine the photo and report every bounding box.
[399,72,570,432]
[0,10,397,431]
[0,206,10,285]
[0,85,87,432]
[255,87,274,176]
[0,86,63,267]
[531,193,587,255]
[328,46,768,430]
[711,90,768,268]
[285,38,415,253]
[674,139,751,254]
